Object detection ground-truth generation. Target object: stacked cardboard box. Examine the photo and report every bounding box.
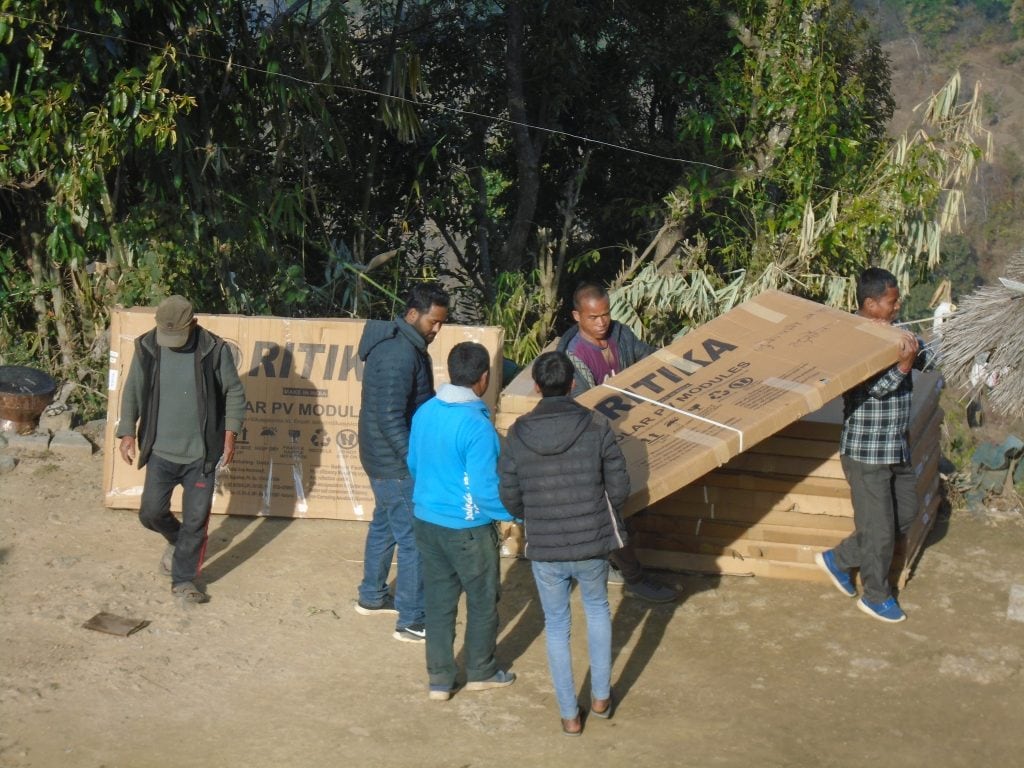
[495,292,943,586]
[629,371,943,588]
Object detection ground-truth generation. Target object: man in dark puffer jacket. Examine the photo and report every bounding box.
[354,282,450,643]
[499,351,628,734]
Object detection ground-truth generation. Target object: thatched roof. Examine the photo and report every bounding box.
[938,253,1024,419]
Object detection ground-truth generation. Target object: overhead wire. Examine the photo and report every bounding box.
[6,11,735,173]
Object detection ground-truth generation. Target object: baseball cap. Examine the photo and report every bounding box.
[154,295,195,347]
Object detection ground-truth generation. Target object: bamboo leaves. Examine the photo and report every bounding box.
[616,0,990,341]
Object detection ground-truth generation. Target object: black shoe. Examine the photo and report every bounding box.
[393,623,426,642]
[623,576,677,603]
[354,595,399,616]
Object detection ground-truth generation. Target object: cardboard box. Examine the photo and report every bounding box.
[895,486,943,587]
[642,374,941,514]
[495,339,558,436]
[494,292,945,578]
[560,291,906,514]
[103,309,503,520]
[599,342,941,587]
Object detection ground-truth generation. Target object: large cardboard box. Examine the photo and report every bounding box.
[632,370,944,587]
[567,291,904,514]
[103,309,503,520]
[494,292,944,584]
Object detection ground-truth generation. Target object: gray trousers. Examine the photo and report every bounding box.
[835,455,918,604]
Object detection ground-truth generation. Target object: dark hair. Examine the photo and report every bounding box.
[532,351,575,397]
[856,267,897,308]
[448,342,490,387]
[572,282,608,310]
[406,282,450,314]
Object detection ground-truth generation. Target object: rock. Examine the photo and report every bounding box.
[5,430,52,453]
[39,406,75,433]
[0,454,16,473]
[75,419,107,449]
[49,430,94,459]
[0,432,7,448]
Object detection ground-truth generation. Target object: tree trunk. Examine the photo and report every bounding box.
[535,228,558,344]
[503,0,543,273]
[49,265,76,378]
[100,180,127,284]
[27,232,50,357]
[553,150,591,296]
[356,0,406,265]
[469,160,495,304]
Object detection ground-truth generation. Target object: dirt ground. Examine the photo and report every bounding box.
[0,447,1021,768]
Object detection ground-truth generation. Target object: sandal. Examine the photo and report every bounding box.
[591,693,614,719]
[561,706,583,737]
[171,581,209,604]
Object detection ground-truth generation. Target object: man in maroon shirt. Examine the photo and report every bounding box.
[556,283,677,604]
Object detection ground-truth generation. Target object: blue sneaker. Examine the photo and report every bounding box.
[815,550,856,597]
[857,596,906,623]
[623,575,678,603]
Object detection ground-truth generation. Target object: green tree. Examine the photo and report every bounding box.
[1,0,992,403]
[0,0,192,398]
[609,0,990,345]
[0,1,376,414]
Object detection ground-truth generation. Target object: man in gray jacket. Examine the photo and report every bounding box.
[116,295,246,604]
[354,282,450,643]
[556,282,676,604]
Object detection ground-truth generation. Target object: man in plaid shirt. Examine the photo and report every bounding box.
[815,267,933,623]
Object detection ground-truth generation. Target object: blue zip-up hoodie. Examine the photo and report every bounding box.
[407,383,514,529]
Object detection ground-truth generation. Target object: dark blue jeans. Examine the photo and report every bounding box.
[358,475,424,630]
[413,519,501,688]
[138,453,217,585]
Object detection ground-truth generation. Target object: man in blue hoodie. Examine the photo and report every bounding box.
[355,283,449,643]
[408,342,518,701]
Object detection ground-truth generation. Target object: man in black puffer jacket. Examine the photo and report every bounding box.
[354,282,449,644]
[499,354,629,562]
[498,351,628,733]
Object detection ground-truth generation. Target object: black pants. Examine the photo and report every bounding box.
[608,538,644,584]
[138,453,217,585]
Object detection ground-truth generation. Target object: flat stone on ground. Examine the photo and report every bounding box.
[1007,584,1024,623]
[5,430,52,452]
[48,430,93,458]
